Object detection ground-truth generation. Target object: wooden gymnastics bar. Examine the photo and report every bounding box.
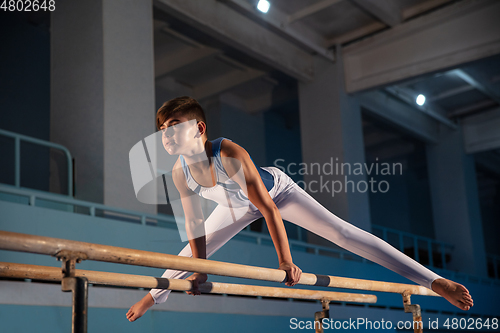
[0,230,433,333]
[0,262,377,303]
[0,230,439,296]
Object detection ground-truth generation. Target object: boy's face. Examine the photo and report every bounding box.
[160,115,200,155]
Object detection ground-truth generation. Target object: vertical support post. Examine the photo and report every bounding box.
[57,250,88,333]
[62,276,88,333]
[14,136,20,187]
[441,243,446,269]
[492,256,499,279]
[495,257,499,279]
[414,237,420,262]
[67,154,73,196]
[402,291,423,333]
[314,299,330,333]
[428,240,434,267]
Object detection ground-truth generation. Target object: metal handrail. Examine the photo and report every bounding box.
[0,183,176,226]
[0,128,73,196]
[372,224,454,270]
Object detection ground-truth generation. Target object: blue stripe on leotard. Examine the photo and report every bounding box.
[212,137,274,192]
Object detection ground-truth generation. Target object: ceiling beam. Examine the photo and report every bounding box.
[218,0,334,61]
[287,0,344,24]
[384,86,457,129]
[402,0,454,20]
[194,69,265,100]
[358,90,440,143]
[155,26,222,79]
[153,0,314,82]
[155,46,220,79]
[452,69,500,106]
[448,100,497,118]
[329,21,386,46]
[342,0,500,92]
[426,84,474,103]
[220,91,273,113]
[156,77,193,98]
[462,107,500,153]
[349,0,402,27]
[193,55,267,100]
[327,0,456,46]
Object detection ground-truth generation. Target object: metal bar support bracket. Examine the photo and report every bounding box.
[402,290,423,333]
[56,250,88,277]
[314,299,330,333]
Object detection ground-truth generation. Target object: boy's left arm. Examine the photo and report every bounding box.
[221,142,302,287]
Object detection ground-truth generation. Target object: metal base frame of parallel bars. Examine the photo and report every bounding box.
[58,250,88,333]
[313,293,424,333]
[0,231,439,333]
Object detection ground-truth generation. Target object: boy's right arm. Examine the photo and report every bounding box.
[172,162,206,258]
[171,162,208,295]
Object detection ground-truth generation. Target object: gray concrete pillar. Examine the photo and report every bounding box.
[298,49,371,239]
[51,0,155,213]
[426,125,487,276]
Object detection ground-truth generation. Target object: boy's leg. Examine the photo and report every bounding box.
[274,182,443,290]
[149,205,262,304]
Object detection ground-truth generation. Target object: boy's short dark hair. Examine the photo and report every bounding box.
[156,96,207,134]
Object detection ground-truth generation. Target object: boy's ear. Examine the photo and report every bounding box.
[197,121,207,137]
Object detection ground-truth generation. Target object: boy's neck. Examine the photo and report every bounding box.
[181,137,212,165]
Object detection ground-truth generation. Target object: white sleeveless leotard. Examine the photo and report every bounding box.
[178,137,275,211]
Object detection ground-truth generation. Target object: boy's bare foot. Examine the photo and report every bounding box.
[126,293,154,322]
[431,278,474,311]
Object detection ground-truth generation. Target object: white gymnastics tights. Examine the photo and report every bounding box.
[150,166,443,304]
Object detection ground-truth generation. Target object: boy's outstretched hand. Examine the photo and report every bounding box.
[185,272,208,296]
[279,261,302,287]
